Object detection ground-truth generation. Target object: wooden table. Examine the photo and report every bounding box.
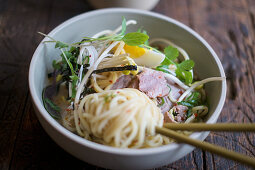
[1,0,255,169]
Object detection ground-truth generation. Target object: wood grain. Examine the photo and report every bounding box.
[0,0,254,169]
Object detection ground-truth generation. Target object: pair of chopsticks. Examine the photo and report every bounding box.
[156,123,255,168]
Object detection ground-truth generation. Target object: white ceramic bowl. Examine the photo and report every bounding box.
[29,8,226,169]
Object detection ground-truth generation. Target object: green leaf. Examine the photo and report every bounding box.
[121,16,126,35]
[177,101,194,107]
[179,91,201,108]
[187,109,193,118]
[184,71,193,84]
[158,97,165,106]
[61,49,75,75]
[55,41,69,49]
[161,46,179,65]
[45,98,60,112]
[164,46,179,61]
[43,97,61,119]
[142,30,149,46]
[70,75,79,81]
[155,65,171,74]
[122,32,149,46]
[52,60,61,70]
[179,60,195,71]
[175,67,185,80]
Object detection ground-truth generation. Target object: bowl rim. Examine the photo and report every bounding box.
[29,8,226,156]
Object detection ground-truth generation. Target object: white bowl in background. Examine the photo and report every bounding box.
[29,8,226,169]
[87,0,159,11]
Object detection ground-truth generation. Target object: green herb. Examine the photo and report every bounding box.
[121,16,126,35]
[55,41,69,49]
[156,45,195,85]
[42,91,61,120]
[158,97,165,107]
[70,75,79,99]
[162,46,179,65]
[122,32,149,46]
[179,60,195,70]
[177,91,201,107]
[45,98,60,112]
[38,32,73,48]
[104,94,116,103]
[155,65,172,74]
[187,109,193,118]
[139,44,162,54]
[61,49,75,75]
[52,60,61,70]
[77,17,149,46]
[177,101,194,107]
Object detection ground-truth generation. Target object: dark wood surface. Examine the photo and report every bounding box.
[1,0,255,169]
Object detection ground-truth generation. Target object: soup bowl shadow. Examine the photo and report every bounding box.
[29,8,226,169]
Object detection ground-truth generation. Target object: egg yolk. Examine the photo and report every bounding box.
[123,44,146,58]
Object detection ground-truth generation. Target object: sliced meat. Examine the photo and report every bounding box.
[157,96,172,114]
[173,105,188,123]
[164,111,176,123]
[137,68,170,98]
[111,75,132,90]
[166,79,185,101]
[128,76,139,89]
[163,105,188,123]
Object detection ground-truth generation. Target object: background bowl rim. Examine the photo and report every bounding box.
[29,8,227,156]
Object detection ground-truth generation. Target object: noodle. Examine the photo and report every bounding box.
[76,88,168,148]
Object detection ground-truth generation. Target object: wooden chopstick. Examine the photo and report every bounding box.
[156,127,255,168]
[163,123,255,131]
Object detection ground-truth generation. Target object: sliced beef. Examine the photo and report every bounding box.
[164,112,176,123]
[137,68,170,98]
[173,105,188,123]
[157,96,172,114]
[128,76,139,89]
[164,105,188,123]
[110,75,132,90]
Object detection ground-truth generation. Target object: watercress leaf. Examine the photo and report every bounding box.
[142,30,149,46]
[179,60,195,71]
[161,59,175,66]
[52,60,61,70]
[164,46,179,61]
[42,97,61,119]
[161,46,179,65]
[55,41,69,49]
[121,16,126,35]
[175,67,185,80]
[177,101,194,107]
[70,75,79,81]
[122,32,149,46]
[184,71,193,84]
[187,109,193,118]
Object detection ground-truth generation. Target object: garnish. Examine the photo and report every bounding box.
[92,65,137,74]
[42,88,61,120]
[158,97,165,107]
[156,46,195,85]
[78,17,149,46]
[104,94,116,103]
[177,91,201,107]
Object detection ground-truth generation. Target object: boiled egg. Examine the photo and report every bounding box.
[123,44,165,67]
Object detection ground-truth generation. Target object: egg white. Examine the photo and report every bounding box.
[133,49,165,68]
